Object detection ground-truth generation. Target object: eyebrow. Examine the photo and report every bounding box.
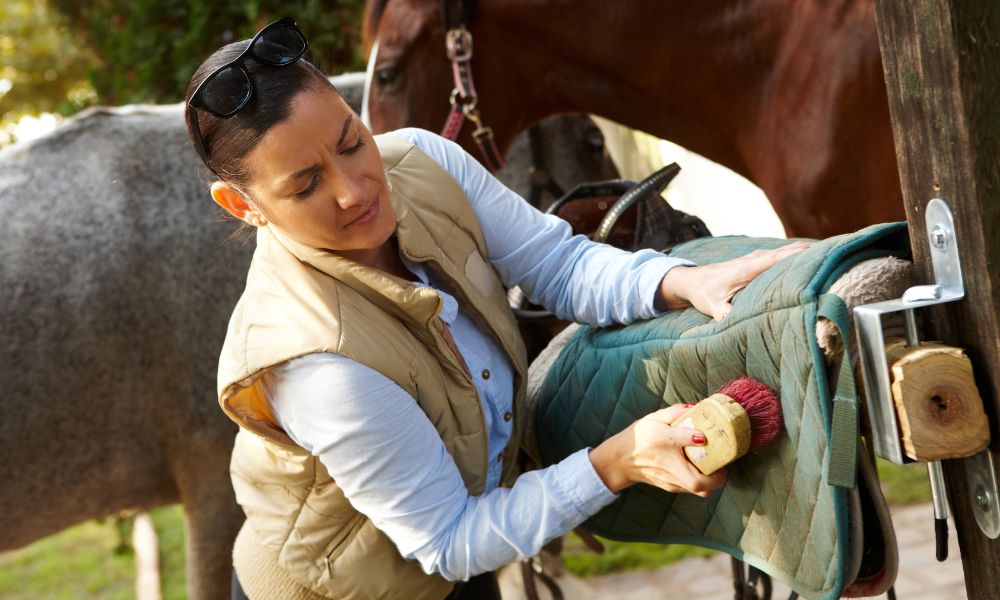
[281,115,356,189]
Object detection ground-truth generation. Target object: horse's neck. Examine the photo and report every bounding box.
[491,0,873,179]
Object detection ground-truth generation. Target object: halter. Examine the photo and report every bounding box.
[362,0,505,171]
[439,0,506,170]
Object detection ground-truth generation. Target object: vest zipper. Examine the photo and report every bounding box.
[397,253,476,383]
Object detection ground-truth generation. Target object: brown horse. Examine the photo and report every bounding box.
[362,0,904,238]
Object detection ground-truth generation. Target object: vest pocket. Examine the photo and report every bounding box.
[322,512,367,577]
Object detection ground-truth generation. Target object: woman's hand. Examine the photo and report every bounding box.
[655,241,812,320]
[588,404,726,496]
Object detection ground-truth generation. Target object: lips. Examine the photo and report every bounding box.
[348,197,380,226]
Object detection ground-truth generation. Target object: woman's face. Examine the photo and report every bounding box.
[239,85,396,264]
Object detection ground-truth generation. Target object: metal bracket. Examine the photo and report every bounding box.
[853,198,1000,539]
[854,198,965,463]
[965,450,1000,538]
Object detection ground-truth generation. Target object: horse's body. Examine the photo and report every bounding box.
[364,0,904,238]
[0,104,247,600]
[0,77,616,596]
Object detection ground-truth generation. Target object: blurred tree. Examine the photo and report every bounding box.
[0,0,364,144]
[49,0,366,106]
[0,0,96,143]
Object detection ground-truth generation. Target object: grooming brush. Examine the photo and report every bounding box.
[676,377,783,475]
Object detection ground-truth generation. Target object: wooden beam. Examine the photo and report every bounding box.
[873,2,1000,597]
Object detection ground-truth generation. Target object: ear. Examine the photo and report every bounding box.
[210,181,268,227]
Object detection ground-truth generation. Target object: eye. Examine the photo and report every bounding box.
[375,66,398,87]
[293,174,320,199]
[343,137,365,155]
[584,128,605,154]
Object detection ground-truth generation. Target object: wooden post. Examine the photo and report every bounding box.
[873,2,1000,597]
[133,511,162,600]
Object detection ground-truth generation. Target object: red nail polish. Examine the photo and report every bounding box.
[684,403,696,408]
[691,433,706,444]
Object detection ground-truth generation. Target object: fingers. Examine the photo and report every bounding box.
[649,410,708,447]
[651,403,696,426]
[691,469,728,497]
[630,411,729,497]
[733,242,811,286]
[711,301,732,321]
[645,457,727,497]
[744,241,811,266]
[774,240,812,258]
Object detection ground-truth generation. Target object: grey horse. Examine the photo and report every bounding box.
[0,73,617,598]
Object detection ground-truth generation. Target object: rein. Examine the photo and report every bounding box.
[440,0,506,170]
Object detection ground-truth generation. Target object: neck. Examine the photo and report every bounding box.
[341,236,414,281]
[477,0,869,180]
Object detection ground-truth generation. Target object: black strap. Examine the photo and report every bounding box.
[731,558,773,600]
[519,557,564,600]
[519,560,539,600]
[441,0,474,29]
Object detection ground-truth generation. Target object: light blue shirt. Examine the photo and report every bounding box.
[262,128,694,581]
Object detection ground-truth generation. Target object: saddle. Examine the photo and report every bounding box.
[529,224,911,599]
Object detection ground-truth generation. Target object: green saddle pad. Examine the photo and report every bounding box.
[535,223,910,600]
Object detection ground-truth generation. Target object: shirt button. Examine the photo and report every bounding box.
[481,369,491,380]
[503,411,512,422]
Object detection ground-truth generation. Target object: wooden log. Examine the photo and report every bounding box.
[874,2,1000,597]
[885,338,990,461]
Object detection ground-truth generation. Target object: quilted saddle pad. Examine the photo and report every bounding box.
[534,223,911,600]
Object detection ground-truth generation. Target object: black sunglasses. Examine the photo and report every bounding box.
[188,17,308,167]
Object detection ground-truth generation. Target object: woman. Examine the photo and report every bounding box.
[186,18,807,600]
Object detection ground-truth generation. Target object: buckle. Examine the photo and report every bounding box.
[449,88,477,110]
[445,27,473,62]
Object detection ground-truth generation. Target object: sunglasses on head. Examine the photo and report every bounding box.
[188,17,308,168]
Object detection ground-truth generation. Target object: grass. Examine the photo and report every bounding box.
[561,456,933,577]
[875,456,932,506]
[563,532,714,577]
[0,457,934,594]
[0,507,187,600]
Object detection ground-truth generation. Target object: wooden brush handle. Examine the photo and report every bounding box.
[678,394,751,475]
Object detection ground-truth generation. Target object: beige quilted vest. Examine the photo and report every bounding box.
[217,134,528,600]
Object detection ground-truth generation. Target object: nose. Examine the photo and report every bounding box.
[333,175,368,211]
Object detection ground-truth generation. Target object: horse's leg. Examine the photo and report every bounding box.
[173,435,244,600]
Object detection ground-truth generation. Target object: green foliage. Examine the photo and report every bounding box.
[0,1,364,144]
[49,0,366,106]
[0,0,96,141]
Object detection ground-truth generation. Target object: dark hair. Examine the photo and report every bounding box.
[184,40,337,187]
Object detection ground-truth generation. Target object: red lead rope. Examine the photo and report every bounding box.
[440,27,506,171]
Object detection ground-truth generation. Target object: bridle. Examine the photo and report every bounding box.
[361,0,506,171]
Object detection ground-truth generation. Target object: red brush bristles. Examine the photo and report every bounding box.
[718,377,783,452]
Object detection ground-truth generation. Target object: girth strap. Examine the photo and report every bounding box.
[818,293,859,489]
